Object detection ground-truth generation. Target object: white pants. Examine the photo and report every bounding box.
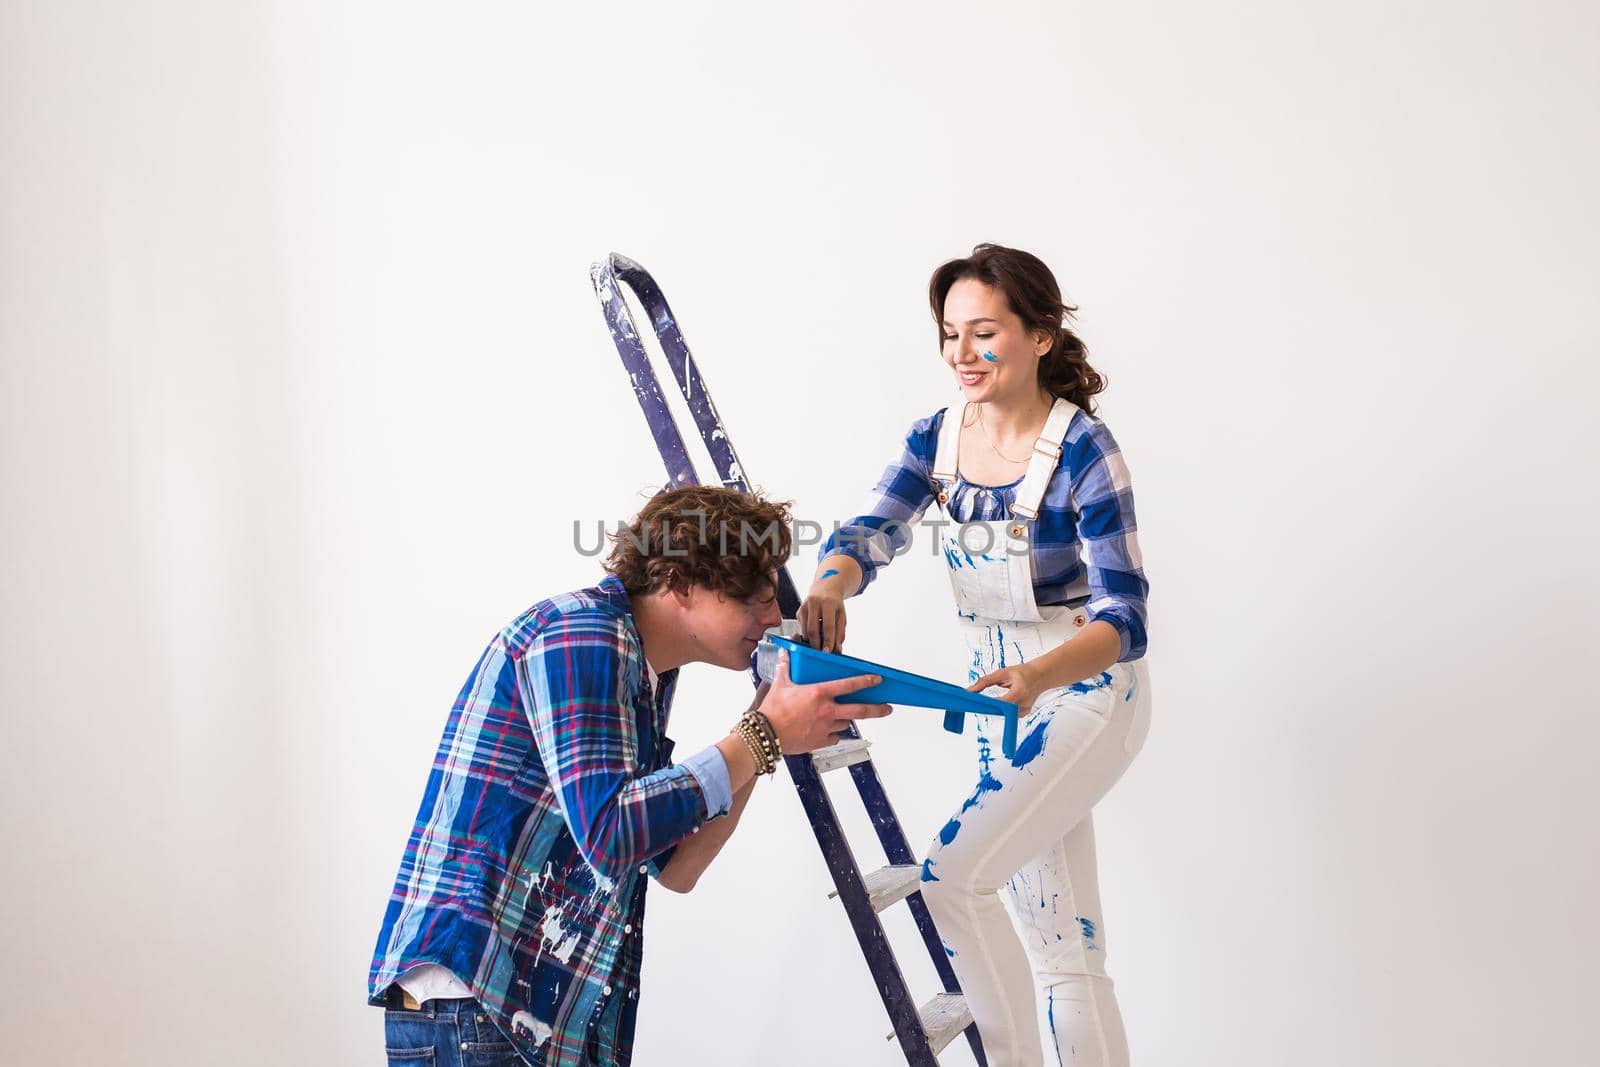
[920,658,1152,1067]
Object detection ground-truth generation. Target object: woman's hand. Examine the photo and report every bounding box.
[799,556,860,652]
[798,589,847,652]
[967,662,1046,716]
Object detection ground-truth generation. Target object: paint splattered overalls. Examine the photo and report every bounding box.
[919,398,1153,1067]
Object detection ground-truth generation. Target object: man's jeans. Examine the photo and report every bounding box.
[382,991,525,1066]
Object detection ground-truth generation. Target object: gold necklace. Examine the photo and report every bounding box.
[976,403,1038,464]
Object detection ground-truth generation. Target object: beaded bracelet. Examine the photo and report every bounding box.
[742,710,781,769]
[744,710,782,762]
[735,718,774,775]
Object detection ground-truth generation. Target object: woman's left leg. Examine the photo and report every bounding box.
[920,661,1148,1067]
[1007,814,1128,1067]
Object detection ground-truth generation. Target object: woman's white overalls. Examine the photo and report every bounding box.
[919,398,1153,1067]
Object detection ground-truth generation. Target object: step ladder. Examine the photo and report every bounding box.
[590,253,988,1066]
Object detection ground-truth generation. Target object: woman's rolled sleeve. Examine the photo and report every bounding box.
[1069,420,1150,662]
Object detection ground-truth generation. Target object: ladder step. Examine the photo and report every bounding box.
[810,737,872,773]
[886,992,973,1054]
[861,864,923,912]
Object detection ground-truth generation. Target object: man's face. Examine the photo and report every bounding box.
[683,576,783,670]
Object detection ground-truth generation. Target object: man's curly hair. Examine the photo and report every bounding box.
[605,485,793,600]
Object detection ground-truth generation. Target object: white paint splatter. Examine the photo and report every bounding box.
[511,1011,553,1048]
[540,904,582,964]
[523,860,556,896]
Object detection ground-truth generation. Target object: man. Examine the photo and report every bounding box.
[368,486,889,1066]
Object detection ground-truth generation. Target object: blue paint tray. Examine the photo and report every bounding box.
[760,634,1020,758]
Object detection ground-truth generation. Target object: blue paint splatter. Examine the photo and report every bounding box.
[1048,987,1065,1067]
[1067,671,1115,695]
[982,350,998,363]
[1078,916,1097,944]
[957,608,977,620]
[1011,719,1048,768]
[939,818,962,845]
[943,543,974,570]
[819,568,839,580]
[944,944,957,958]
[920,858,940,882]
[959,734,1003,814]
[960,773,1002,814]
[1125,672,1137,702]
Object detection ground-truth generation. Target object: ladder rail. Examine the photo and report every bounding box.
[848,761,988,1064]
[591,254,752,492]
[590,254,987,1066]
[591,254,807,622]
[787,747,943,1065]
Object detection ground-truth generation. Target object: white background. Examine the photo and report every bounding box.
[3,2,1598,1064]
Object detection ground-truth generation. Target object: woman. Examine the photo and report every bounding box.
[800,244,1152,1067]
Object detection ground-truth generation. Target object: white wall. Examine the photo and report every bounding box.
[3,2,1597,1064]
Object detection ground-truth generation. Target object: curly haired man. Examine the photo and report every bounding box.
[367,487,889,1066]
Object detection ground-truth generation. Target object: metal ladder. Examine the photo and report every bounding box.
[589,253,988,1066]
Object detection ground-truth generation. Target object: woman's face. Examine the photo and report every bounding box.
[939,278,1050,406]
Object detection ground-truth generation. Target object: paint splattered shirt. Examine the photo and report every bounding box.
[368,574,720,1066]
[821,405,1150,662]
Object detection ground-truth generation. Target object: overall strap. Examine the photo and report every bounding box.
[929,404,965,508]
[1009,398,1077,521]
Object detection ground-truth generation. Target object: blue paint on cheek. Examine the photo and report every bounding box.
[819,568,839,580]
[920,859,940,883]
[1011,720,1048,768]
[982,350,998,363]
[939,818,962,845]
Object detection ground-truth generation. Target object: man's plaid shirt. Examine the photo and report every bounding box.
[369,574,711,1066]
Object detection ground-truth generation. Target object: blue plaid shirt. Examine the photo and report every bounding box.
[821,405,1150,661]
[369,575,730,1066]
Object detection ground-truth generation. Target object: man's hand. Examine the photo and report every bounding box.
[758,650,891,753]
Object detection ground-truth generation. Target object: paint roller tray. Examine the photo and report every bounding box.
[761,634,1020,757]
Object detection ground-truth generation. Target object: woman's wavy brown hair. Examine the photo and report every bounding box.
[928,243,1106,412]
[605,485,793,600]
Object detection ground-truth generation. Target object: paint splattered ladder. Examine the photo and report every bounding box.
[591,254,988,1066]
